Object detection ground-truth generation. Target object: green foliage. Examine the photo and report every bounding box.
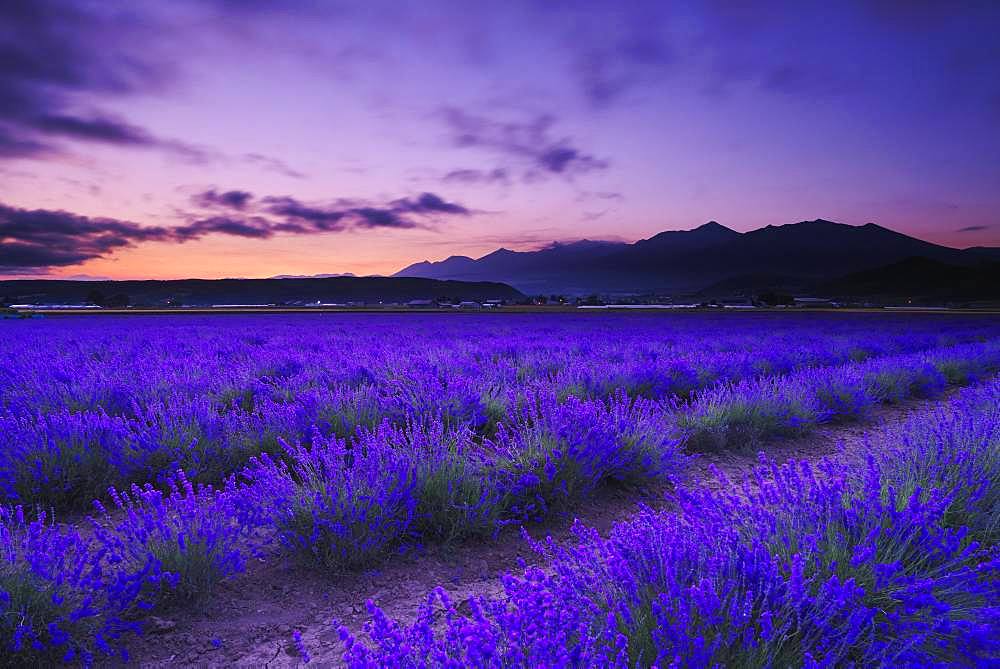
[8,437,119,511]
[413,457,502,542]
[679,399,814,452]
[0,566,85,666]
[143,537,226,609]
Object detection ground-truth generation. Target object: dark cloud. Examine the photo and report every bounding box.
[391,192,469,215]
[537,146,606,174]
[440,107,608,180]
[0,203,171,271]
[261,197,349,231]
[351,207,415,229]
[261,192,468,231]
[0,207,166,246]
[29,113,155,146]
[0,0,201,161]
[194,189,255,210]
[1,188,471,270]
[956,225,990,232]
[0,3,303,169]
[174,216,273,240]
[0,124,53,157]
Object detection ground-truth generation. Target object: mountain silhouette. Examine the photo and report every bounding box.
[396,219,996,295]
[818,257,1000,301]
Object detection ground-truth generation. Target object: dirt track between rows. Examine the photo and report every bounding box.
[121,393,954,668]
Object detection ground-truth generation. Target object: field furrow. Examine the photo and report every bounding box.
[126,376,1000,667]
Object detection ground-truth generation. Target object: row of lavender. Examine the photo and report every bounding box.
[2,331,998,664]
[2,314,999,509]
[340,376,1000,667]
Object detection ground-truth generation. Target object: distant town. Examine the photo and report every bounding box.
[2,290,989,317]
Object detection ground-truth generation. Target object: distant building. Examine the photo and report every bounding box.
[406,299,434,308]
[578,304,698,310]
[718,297,754,308]
[9,304,101,310]
[793,297,839,308]
[458,301,482,310]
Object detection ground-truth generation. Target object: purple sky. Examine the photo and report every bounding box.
[1,0,998,279]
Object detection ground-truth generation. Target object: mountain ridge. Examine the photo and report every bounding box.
[395,219,997,295]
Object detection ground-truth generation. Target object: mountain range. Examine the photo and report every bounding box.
[395,219,1000,298]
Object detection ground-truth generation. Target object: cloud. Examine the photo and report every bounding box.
[258,189,471,231]
[442,167,511,186]
[261,197,349,230]
[0,125,53,158]
[29,114,156,146]
[351,208,416,229]
[390,192,469,215]
[261,192,468,231]
[440,107,608,180]
[243,153,306,179]
[174,216,274,240]
[0,1,204,161]
[24,112,213,161]
[573,33,674,108]
[536,146,606,174]
[194,189,255,210]
[1,188,471,271]
[575,190,624,204]
[956,225,990,232]
[0,203,172,271]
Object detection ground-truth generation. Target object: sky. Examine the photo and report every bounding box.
[1,0,999,280]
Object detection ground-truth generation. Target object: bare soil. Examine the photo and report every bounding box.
[120,395,951,668]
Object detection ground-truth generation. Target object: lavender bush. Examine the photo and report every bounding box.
[1,506,145,666]
[0,471,257,665]
[1,313,998,663]
[3,313,997,510]
[244,429,420,570]
[679,339,1000,451]
[341,378,1000,667]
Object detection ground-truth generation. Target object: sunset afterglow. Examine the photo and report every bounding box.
[2,1,999,279]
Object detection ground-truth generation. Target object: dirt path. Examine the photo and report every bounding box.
[123,394,951,668]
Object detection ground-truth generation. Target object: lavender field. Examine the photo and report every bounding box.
[2,313,999,666]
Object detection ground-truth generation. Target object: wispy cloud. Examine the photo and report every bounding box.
[0,1,202,161]
[242,153,306,179]
[442,167,511,186]
[572,32,674,108]
[439,107,609,181]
